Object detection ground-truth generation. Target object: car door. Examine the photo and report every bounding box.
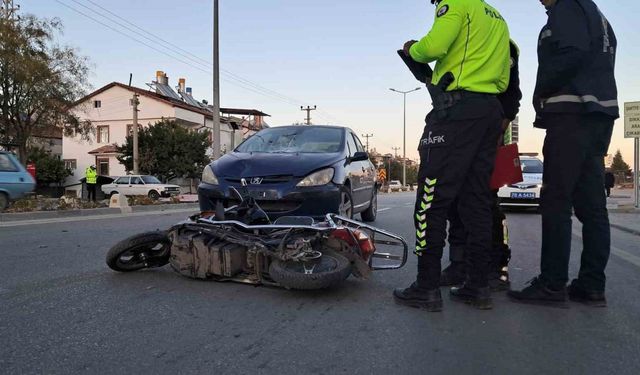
[114,176,130,195]
[129,176,145,196]
[344,131,363,204]
[352,134,375,201]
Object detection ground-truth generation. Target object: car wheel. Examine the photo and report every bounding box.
[148,190,160,200]
[0,192,8,212]
[361,190,377,222]
[338,189,353,219]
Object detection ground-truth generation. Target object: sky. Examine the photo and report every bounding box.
[23,0,640,167]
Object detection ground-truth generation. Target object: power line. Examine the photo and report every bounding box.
[361,133,373,152]
[59,0,342,124]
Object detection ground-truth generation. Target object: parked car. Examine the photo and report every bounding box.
[389,180,404,192]
[198,125,379,222]
[101,175,181,200]
[0,151,35,211]
[497,156,543,208]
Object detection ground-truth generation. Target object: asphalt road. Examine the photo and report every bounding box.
[1,192,639,375]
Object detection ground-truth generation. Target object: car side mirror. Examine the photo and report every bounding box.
[350,151,369,162]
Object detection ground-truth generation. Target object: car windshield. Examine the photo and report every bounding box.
[522,159,543,174]
[141,176,162,184]
[236,127,344,154]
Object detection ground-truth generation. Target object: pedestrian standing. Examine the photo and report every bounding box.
[393,0,511,312]
[604,171,615,197]
[86,165,97,202]
[442,39,522,292]
[509,0,618,308]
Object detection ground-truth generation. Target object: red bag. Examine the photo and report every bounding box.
[490,143,523,190]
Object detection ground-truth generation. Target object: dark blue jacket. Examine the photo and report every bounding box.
[534,0,618,127]
[498,40,522,121]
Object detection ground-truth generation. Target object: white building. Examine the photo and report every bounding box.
[63,72,269,197]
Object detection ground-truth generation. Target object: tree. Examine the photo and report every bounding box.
[27,146,71,187]
[0,15,92,163]
[116,120,211,182]
[610,150,631,176]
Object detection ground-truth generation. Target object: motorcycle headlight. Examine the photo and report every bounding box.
[201,166,219,185]
[297,168,334,187]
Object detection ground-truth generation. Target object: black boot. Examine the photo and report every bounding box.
[440,262,466,287]
[450,284,493,310]
[393,282,443,312]
[568,279,607,307]
[508,276,568,308]
[488,265,510,292]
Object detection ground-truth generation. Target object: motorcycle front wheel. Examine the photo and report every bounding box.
[268,250,352,290]
[106,231,171,272]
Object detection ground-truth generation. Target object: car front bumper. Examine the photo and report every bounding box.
[198,181,343,219]
[497,186,541,207]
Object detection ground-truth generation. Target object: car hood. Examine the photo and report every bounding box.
[513,173,542,186]
[212,152,345,178]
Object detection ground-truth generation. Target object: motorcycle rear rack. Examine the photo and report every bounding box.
[195,213,408,271]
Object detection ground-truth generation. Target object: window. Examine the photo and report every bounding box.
[0,154,18,172]
[97,158,109,176]
[352,134,365,153]
[130,176,143,185]
[235,127,344,154]
[346,132,357,157]
[63,159,77,170]
[97,125,109,143]
[521,159,544,174]
[94,100,102,108]
[115,177,129,184]
[141,175,161,184]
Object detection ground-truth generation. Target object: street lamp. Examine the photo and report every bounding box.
[389,87,421,187]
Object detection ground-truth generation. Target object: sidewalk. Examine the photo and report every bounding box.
[609,212,640,236]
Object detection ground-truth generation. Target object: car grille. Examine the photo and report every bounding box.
[509,184,538,190]
[226,199,300,213]
[225,175,293,185]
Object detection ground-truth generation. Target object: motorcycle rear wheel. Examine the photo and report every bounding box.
[269,250,352,290]
[106,231,171,272]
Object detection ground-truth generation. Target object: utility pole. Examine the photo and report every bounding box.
[390,87,421,187]
[132,93,140,174]
[1,0,19,20]
[361,134,373,152]
[301,105,317,125]
[212,0,221,160]
[392,147,400,159]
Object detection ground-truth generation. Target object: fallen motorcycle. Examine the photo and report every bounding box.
[106,191,408,290]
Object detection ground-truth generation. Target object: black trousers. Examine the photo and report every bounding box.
[539,113,614,291]
[605,187,611,197]
[448,191,511,271]
[414,95,502,289]
[87,184,97,202]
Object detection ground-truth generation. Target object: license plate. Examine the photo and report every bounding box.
[249,190,279,200]
[511,192,536,199]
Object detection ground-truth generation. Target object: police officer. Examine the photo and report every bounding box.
[442,40,522,292]
[85,165,97,202]
[393,0,511,311]
[509,0,617,307]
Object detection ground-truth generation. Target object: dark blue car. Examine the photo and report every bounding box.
[198,125,379,221]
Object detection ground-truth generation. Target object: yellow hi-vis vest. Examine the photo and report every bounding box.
[85,167,97,184]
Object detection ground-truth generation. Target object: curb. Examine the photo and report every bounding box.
[609,223,640,237]
[0,203,199,223]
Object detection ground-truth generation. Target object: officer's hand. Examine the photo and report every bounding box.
[403,40,418,56]
[497,119,510,147]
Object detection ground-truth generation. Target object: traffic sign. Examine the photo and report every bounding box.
[624,102,640,138]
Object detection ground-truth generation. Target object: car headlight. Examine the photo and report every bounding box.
[297,168,334,187]
[201,166,219,185]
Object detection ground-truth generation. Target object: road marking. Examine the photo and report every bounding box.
[378,208,391,212]
[0,208,196,228]
[572,229,640,268]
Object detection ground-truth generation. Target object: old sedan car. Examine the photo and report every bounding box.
[101,175,181,200]
[198,125,379,221]
[0,151,35,211]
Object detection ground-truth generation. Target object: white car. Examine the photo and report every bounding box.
[498,156,543,208]
[101,175,181,200]
[389,180,404,192]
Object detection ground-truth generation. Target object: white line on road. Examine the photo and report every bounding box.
[378,208,391,212]
[0,208,197,228]
[572,229,640,268]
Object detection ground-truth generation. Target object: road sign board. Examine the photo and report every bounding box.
[624,102,640,138]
